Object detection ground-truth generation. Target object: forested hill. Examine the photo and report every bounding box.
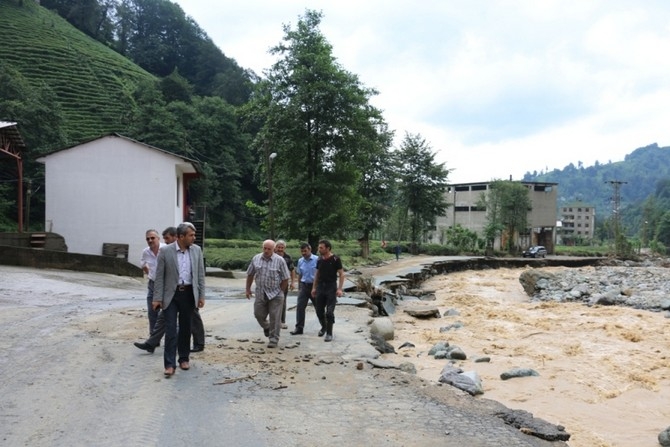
[0,0,259,236]
[522,142,670,224]
[0,0,155,147]
[0,0,254,149]
[38,0,253,105]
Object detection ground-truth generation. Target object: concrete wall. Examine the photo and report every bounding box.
[0,245,142,277]
[0,232,67,251]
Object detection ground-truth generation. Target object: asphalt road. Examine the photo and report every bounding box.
[0,263,567,447]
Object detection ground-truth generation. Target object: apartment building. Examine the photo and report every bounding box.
[558,201,595,244]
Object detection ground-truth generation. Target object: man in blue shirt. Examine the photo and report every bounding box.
[290,242,319,335]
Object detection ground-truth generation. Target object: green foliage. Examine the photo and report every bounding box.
[524,143,670,236]
[478,180,531,251]
[444,224,480,253]
[654,211,670,246]
[0,1,154,143]
[246,10,392,250]
[394,133,450,245]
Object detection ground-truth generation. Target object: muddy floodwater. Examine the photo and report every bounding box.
[376,265,670,447]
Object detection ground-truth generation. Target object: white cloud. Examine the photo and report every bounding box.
[173,0,670,183]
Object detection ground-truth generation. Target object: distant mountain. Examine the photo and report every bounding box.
[522,143,670,232]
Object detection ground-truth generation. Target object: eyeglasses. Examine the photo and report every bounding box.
[146,237,156,241]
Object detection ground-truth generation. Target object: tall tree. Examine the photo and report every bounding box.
[246,9,390,249]
[113,0,252,103]
[394,133,450,248]
[0,63,67,231]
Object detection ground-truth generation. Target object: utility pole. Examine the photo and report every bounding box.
[606,180,627,255]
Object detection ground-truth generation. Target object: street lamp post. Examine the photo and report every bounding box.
[268,152,277,240]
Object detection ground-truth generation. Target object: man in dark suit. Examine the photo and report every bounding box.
[153,222,205,377]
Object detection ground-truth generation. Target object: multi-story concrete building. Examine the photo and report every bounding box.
[431,180,558,252]
[558,201,595,244]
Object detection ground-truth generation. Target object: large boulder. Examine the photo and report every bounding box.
[518,269,556,296]
[369,316,394,341]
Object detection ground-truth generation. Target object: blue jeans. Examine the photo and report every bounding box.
[146,280,159,335]
[163,288,194,369]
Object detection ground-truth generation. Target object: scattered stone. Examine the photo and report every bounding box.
[356,362,364,370]
[443,308,460,316]
[398,362,417,374]
[496,409,571,441]
[367,358,399,369]
[474,356,491,363]
[404,307,441,319]
[439,322,464,332]
[433,350,449,359]
[658,426,670,446]
[428,341,449,356]
[448,346,467,360]
[500,368,540,380]
[369,333,396,354]
[438,364,483,396]
[398,341,415,350]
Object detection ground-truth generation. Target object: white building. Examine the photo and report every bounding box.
[38,134,201,267]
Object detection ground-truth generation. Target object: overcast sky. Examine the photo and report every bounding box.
[173,0,670,183]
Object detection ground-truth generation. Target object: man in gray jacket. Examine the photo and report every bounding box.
[153,222,205,377]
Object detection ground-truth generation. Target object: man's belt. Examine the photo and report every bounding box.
[177,284,192,292]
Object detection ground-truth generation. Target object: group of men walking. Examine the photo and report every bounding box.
[135,225,345,378]
[245,239,345,347]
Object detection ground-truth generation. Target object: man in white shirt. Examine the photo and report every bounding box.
[140,229,163,335]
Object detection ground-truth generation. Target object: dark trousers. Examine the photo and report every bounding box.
[163,288,194,369]
[295,282,315,330]
[146,307,204,348]
[146,279,159,335]
[315,282,337,326]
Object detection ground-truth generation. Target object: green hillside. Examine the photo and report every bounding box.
[523,143,670,236]
[0,0,155,143]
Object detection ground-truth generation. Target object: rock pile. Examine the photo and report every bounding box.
[519,263,670,313]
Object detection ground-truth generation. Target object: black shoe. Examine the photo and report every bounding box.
[318,328,326,337]
[134,342,155,353]
[264,328,270,337]
[290,329,303,335]
[190,345,204,353]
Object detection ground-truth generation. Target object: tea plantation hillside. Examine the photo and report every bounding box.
[0,0,155,143]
